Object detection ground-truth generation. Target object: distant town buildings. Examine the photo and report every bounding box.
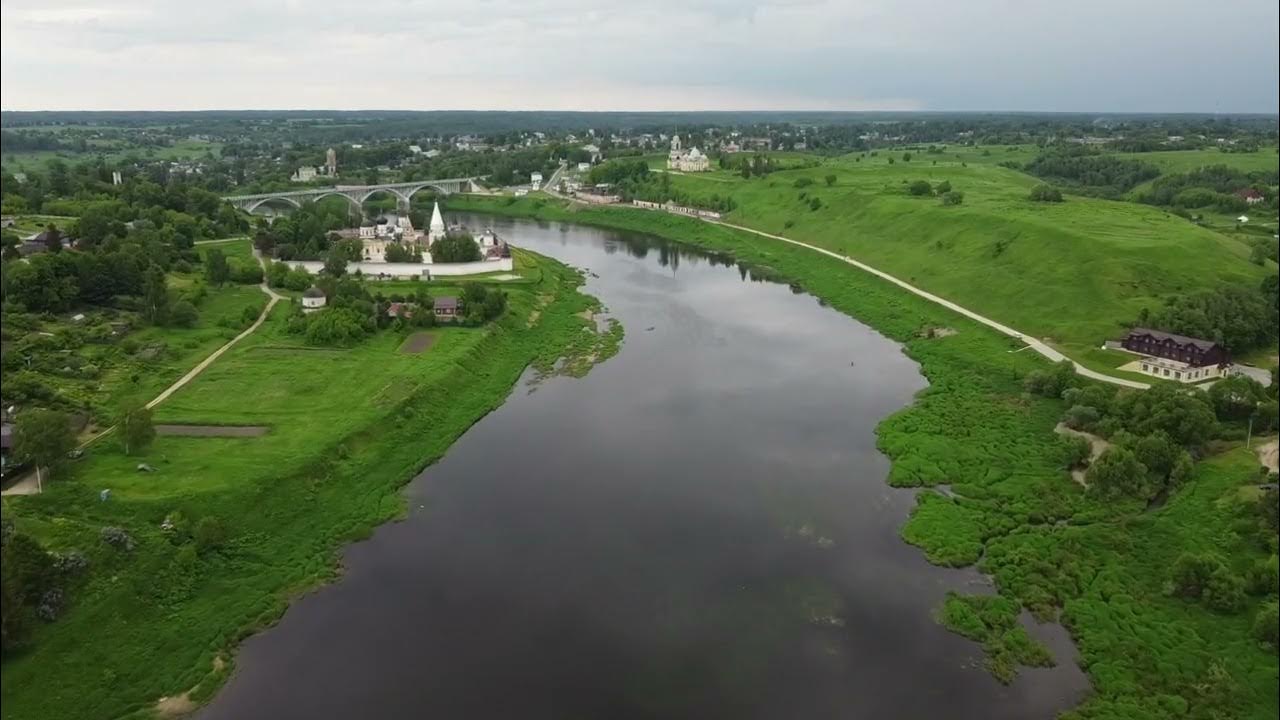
[531,171,544,190]
[291,166,318,182]
[326,147,338,176]
[667,135,710,172]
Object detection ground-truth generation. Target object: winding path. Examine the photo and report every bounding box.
[146,251,284,409]
[707,219,1149,389]
[2,250,284,496]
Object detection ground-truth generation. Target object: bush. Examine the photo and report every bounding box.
[934,180,952,194]
[1247,555,1279,596]
[1203,566,1246,613]
[1087,446,1149,499]
[169,300,198,328]
[194,516,229,552]
[1254,602,1279,651]
[1172,553,1223,598]
[100,527,135,552]
[1059,435,1092,469]
[824,174,837,187]
[940,190,965,206]
[1063,404,1101,430]
[1028,184,1064,202]
[793,177,813,188]
[1024,360,1076,398]
[908,180,933,196]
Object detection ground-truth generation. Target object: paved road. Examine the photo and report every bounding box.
[2,252,286,496]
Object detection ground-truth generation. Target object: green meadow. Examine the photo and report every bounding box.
[0,250,613,720]
[1,138,222,172]
[446,194,1279,719]
[652,151,1272,362]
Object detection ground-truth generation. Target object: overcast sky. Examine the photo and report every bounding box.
[2,0,1277,113]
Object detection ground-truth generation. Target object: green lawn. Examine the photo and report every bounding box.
[1114,147,1280,176]
[655,156,1271,361]
[1,250,611,720]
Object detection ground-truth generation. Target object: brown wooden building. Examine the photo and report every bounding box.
[1121,328,1231,383]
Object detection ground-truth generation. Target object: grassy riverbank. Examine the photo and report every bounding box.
[649,151,1275,363]
[0,250,615,720]
[447,194,1279,720]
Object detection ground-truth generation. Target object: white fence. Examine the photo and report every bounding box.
[284,257,513,280]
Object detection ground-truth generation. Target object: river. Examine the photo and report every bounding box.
[198,214,1089,719]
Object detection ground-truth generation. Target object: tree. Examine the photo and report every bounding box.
[1086,446,1148,499]
[41,224,63,254]
[1028,184,1064,202]
[1207,375,1266,422]
[204,248,231,286]
[169,300,198,328]
[431,234,482,263]
[1024,360,1076,398]
[1063,405,1101,430]
[1113,382,1216,448]
[322,247,348,278]
[1172,553,1223,598]
[908,180,933,196]
[119,400,155,456]
[1,528,58,652]
[13,410,76,492]
[1059,434,1092,469]
[142,263,169,325]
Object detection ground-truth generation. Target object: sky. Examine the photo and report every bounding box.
[2,0,1278,113]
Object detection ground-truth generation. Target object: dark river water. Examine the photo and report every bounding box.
[199,214,1089,719]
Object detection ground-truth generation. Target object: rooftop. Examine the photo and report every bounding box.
[1126,327,1218,351]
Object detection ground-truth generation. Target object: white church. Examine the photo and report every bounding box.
[356,201,449,262]
[667,135,710,172]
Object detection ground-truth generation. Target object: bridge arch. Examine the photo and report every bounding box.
[401,183,451,202]
[357,188,412,206]
[308,190,362,209]
[244,196,302,214]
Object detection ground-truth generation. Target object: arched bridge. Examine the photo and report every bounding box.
[222,177,482,213]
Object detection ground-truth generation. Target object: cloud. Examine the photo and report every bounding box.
[1,0,1276,112]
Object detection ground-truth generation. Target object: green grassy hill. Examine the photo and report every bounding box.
[662,154,1273,359]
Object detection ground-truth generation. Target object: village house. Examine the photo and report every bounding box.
[1235,189,1265,205]
[531,172,544,190]
[1120,327,1231,383]
[386,302,416,319]
[575,186,621,204]
[291,166,319,182]
[433,296,459,321]
[301,287,327,313]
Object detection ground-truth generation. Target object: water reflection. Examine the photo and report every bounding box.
[198,214,1089,720]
